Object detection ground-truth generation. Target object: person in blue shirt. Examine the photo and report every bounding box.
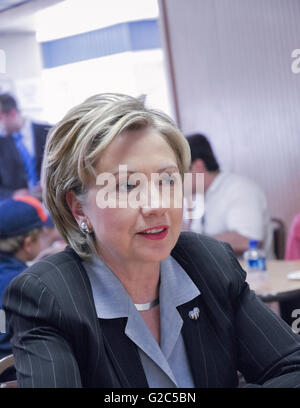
[0,195,50,381]
[0,93,51,199]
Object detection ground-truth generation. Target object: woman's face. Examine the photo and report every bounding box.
[82,127,183,267]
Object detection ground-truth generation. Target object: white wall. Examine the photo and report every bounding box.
[41,49,172,124]
[159,0,300,233]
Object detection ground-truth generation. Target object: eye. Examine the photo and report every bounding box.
[117,181,137,192]
[159,174,176,186]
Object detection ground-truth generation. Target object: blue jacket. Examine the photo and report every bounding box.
[0,252,27,359]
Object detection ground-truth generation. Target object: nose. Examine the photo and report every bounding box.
[140,181,168,217]
[141,202,168,217]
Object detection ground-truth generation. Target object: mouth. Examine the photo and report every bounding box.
[137,225,169,240]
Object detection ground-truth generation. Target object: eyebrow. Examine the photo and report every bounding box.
[112,165,179,176]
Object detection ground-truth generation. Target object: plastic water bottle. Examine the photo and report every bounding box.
[243,240,266,273]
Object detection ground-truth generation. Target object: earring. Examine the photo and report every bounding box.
[80,221,91,234]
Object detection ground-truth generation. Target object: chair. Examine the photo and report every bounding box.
[271,218,286,260]
[0,354,17,388]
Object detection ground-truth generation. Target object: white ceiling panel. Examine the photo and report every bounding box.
[0,0,30,13]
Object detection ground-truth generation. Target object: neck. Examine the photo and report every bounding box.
[17,116,25,131]
[204,170,219,192]
[100,254,160,304]
[10,116,25,134]
[14,248,29,263]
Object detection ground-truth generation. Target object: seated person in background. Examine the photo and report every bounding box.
[279,214,300,325]
[184,133,274,258]
[285,212,300,260]
[2,94,300,388]
[0,93,51,200]
[279,212,300,326]
[0,195,50,380]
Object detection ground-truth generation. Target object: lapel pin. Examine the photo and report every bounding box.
[188,307,200,320]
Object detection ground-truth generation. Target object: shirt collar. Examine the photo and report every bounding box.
[83,255,200,319]
[20,118,31,134]
[83,255,130,318]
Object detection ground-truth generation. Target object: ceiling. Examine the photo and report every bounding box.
[0,0,30,13]
[0,0,63,34]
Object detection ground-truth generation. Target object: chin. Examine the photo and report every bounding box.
[139,245,174,263]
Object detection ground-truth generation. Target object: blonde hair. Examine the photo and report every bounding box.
[42,93,191,260]
[0,228,41,254]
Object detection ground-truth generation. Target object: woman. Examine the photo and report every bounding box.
[3,94,300,388]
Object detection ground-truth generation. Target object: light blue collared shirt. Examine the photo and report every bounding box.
[83,255,200,387]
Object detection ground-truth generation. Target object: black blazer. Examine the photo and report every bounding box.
[0,122,50,199]
[3,233,300,388]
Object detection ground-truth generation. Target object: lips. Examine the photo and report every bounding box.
[137,225,169,240]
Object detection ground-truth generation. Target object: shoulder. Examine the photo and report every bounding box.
[172,232,247,298]
[219,172,266,203]
[31,120,51,128]
[225,172,263,193]
[31,121,51,137]
[4,247,85,300]
[2,248,94,327]
[172,231,235,263]
[28,246,79,271]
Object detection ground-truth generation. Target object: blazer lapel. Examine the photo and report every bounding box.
[99,317,148,388]
[178,296,219,388]
[63,247,148,387]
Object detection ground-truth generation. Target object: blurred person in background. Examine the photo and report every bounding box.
[2,94,300,388]
[0,93,51,200]
[184,133,274,258]
[36,221,67,261]
[285,212,300,260]
[279,212,300,326]
[0,195,52,381]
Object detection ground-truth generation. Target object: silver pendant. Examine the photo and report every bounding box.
[135,297,159,311]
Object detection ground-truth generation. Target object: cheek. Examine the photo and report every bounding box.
[32,239,41,258]
[171,207,183,228]
[91,208,137,241]
[91,209,114,238]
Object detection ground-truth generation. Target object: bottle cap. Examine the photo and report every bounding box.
[249,240,258,249]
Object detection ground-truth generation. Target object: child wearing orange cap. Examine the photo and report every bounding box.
[0,195,50,381]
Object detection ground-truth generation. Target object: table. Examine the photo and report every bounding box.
[240,260,300,303]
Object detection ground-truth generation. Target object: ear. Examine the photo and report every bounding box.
[22,235,33,253]
[22,234,40,261]
[65,190,85,224]
[191,159,207,174]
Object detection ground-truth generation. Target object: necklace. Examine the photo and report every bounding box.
[134,297,159,311]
